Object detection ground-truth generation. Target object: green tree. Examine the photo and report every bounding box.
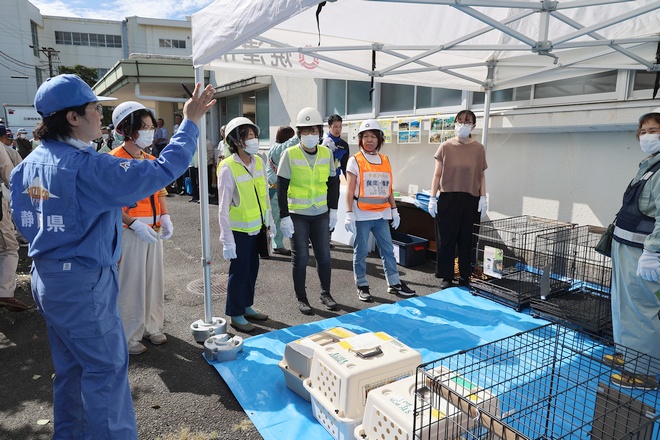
[59,65,113,126]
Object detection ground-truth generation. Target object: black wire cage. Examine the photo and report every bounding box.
[531,225,613,337]
[413,324,660,440]
[471,216,574,311]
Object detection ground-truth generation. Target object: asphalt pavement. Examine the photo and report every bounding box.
[0,192,443,440]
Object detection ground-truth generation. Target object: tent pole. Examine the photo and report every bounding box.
[482,87,491,151]
[190,66,226,344]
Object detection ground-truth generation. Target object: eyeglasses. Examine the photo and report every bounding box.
[89,103,103,115]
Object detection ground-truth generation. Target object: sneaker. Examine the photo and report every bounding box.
[230,317,255,332]
[357,286,372,302]
[610,372,658,390]
[439,280,452,289]
[388,282,416,297]
[298,299,313,315]
[319,294,338,311]
[273,248,292,256]
[603,352,625,368]
[128,340,147,355]
[146,332,167,345]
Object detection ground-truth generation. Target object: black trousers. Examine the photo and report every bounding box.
[434,192,480,281]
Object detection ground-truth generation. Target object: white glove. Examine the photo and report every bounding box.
[428,197,437,218]
[269,226,275,238]
[636,249,660,281]
[391,208,401,230]
[129,220,158,244]
[222,242,237,260]
[478,195,488,218]
[280,216,295,238]
[344,211,356,235]
[321,135,337,152]
[160,214,173,240]
[328,209,338,231]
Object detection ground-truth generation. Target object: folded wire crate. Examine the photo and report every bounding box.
[471,216,574,311]
[413,323,660,440]
[531,225,613,336]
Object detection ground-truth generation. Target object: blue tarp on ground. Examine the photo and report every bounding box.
[205,288,547,440]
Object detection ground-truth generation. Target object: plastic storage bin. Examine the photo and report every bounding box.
[390,231,428,267]
[278,327,357,401]
[354,374,468,440]
[302,332,422,440]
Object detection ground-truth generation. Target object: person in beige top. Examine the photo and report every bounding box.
[428,110,488,289]
[0,124,28,311]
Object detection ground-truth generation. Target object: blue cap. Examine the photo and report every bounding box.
[34,74,116,117]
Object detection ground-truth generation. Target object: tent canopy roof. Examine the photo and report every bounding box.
[192,0,660,92]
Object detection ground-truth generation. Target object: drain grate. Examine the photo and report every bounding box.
[186,274,228,296]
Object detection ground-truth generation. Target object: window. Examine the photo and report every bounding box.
[472,86,531,105]
[347,81,372,115]
[159,39,186,49]
[54,31,122,48]
[97,68,108,79]
[633,71,657,91]
[380,83,414,113]
[35,67,43,88]
[255,89,270,141]
[417,86,462,109]
[221,89,269,141]
[534,71,616,99]
[325,79,346,116]
[31,21,39,57]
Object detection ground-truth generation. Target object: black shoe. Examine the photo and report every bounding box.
[189,198,199,203]
[439,281,451,289]
[320,294,338,311]
[298,299,313,315]
[179,190,187,195]
[273,248,292,256]
[388,282,416,297]
[458,277,470,288]
[357,286,372,302]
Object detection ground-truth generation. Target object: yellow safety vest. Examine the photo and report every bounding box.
[223,156,268,233]
[287,145,331,210]
[354,151,393,211]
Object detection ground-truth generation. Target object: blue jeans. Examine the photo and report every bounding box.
[353,219,400,288]
[291,212,331,300]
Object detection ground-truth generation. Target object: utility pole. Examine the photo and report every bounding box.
[30,46,60,78]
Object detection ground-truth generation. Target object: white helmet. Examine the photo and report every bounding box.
[358,119,383,135]
[295,107,323,127]
[225,117,260,145]
[639,107,660,123]
[112,101,153,129]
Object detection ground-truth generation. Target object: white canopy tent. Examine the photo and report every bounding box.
[188,0,660,331]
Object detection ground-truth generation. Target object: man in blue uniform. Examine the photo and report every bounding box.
[10,74,216,439]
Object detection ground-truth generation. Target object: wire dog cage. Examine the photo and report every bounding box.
[531,225,613,337]
[413,324,660,440]
[471,216,574,311]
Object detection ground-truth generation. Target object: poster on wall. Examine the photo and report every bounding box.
[378,119,393,144]
[397,118,421,144]
[429,116,456,144]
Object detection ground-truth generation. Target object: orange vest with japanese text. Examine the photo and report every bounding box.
[354,151,392,212]
[109,146,165,228]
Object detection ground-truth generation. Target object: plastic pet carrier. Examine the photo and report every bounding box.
[471,215,574,311]
[531,225,613,337]
[413,323,660,440]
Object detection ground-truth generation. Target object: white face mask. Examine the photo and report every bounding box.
[135,129,155,150]
[101,133,109,140]
[455,123,472,138]
[243,138,260,155]
[301,134,319,149]
[640,133,660,155]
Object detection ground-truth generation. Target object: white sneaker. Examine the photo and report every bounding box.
[146,332,167,345]
[128,340,147,355]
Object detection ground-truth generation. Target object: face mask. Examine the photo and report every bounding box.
[135,129,155,150]
[113,131,124,144]
[455,123,472,138]
[101,134,109,140]
[301,134,319,149]
[640,133,660,155]
[242,138,260,155]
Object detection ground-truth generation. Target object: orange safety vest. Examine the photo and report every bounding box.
[109,146,166,228]
[354,151,393,212]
